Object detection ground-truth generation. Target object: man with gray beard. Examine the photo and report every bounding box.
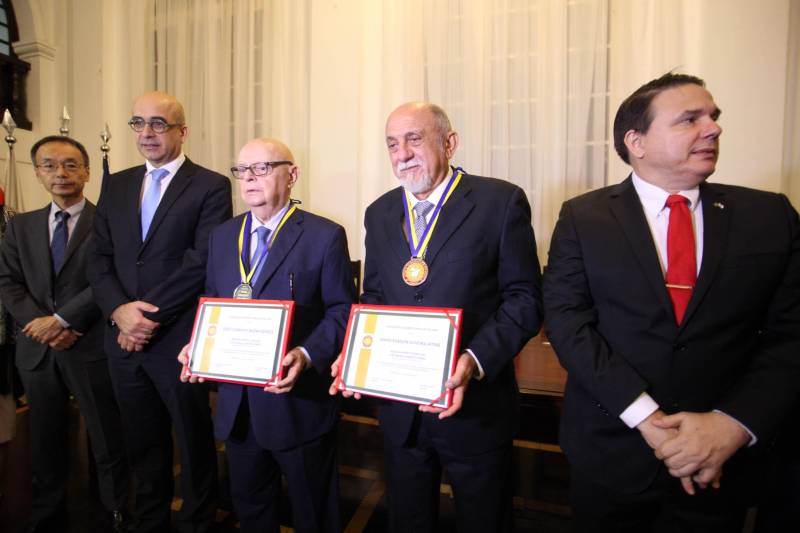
[331,102,543,532]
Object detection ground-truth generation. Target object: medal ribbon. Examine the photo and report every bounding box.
[237,205,298,285]
[403,168,462,259]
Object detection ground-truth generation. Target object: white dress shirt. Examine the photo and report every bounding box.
[140,153,186,205]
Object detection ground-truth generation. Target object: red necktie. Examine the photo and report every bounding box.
[665,194,696,324]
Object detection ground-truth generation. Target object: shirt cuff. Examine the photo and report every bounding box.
[620,393,659,428]
[297,346,312,366]
[464,349,485,380]
[53,313,70,329]
[713,409,757,447]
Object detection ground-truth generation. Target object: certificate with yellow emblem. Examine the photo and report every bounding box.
[337,304,462,408]
[185,298,295,386]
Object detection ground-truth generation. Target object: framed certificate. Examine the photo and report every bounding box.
[185,298,294,386]
[338,304,462,408]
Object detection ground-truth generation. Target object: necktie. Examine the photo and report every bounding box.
[665,194,696,324]
[51,210,71,273]
[141,169,169,239]
[413,201,434,242]
[251,226,271,281]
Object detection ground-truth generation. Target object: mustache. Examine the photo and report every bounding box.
[397,159,423,171]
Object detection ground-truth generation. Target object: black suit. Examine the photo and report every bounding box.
[208,209,355,532]
[543,177,800,530]
[362,172,542,532]
[88,158,232,533]
[0,201,128,529]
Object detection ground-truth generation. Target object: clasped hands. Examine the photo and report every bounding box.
[637,409,750,495]
[328,350,477,420]
[177,344,308,394]
[22,315,82,350]
[111,300,161,352]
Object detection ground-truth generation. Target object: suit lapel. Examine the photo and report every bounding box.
[381,189,411,262]
[59,202,94,275]
[423,177,474,267]
[251,209,304,295]
[126,166,147,245]
[31,206,54,292]
[608,177,674,319]
[140,159,195,252]
[680,183,729,328]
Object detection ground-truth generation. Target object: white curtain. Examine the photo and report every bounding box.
[783,0,800,209]
[363,0,609,262]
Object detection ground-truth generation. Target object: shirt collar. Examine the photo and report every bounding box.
[49,197,86,219]
[631,172,701,218]
[251,202,291,233]
[145,152,186,178]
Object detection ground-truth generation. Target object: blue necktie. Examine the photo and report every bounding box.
[51,210,70,273]
[251,226,271,282]
[141,169,169,239]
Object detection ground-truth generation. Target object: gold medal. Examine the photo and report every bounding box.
[402,257,429,286]
[233,283,253,299]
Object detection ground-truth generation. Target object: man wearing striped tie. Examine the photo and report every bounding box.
[543,73,800,532]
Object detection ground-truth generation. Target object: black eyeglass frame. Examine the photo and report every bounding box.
[230,161,293,179]
[128,117,184,133]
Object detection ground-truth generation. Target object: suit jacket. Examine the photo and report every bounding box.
[362,172,543,456]
[543,176,800,493]
[0,201,104,369]
[88,158,232,358]
[209,209,355,450]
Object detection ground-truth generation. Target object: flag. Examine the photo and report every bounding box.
[3,145,22,212]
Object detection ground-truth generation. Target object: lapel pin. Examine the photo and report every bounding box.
[713,202,725,209]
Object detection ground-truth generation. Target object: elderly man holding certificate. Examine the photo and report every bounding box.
[332,102,543,532]
[179,138,355,533]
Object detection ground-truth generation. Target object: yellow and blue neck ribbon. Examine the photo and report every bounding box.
[403,167,463,259]
[237,204,298,284]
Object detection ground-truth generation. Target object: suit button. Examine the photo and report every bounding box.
[674,344,687,351]
[414,291,423,303]
[136,260,144,266]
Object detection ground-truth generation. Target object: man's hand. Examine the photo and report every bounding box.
[111,301,160,342]
[328,353,361,399]
[177,343,204,384]
[637,410,696,495]
[264,348,307,394]
[22,316,64,344]
[653,411,750,487]
[117,332,146,353]
[419,351,476,420]
[48,329,81,351]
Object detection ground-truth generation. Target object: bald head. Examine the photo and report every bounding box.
[130,91,188,166]
[236,137,298,221]
[385,101,459,198]
[240,138,295,163]
[133,91,186,124]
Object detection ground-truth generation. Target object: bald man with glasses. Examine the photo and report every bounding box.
[89,91,232,533]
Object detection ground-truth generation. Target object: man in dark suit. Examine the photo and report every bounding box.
[0,136,128,532]
[88,91,232,533]
[543,73,800,532]
[180,138,354,532]
[332,102,542,532]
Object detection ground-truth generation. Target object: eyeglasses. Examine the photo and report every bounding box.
[230,161,293,179]
[35,161,85,174]
[128,117,183,133]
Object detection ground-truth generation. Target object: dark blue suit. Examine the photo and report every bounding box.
[206,208,354,533]
[362,172,543,532]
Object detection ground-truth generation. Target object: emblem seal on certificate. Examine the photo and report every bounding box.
[337,304,462,408]
[184,298,294,386]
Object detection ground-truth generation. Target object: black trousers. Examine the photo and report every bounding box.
[108,351,217,533]
[569,464,749,533]
[382,413,514,533]
[225,391,341,533]
[18,352,128,530]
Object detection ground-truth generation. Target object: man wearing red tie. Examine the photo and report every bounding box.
[543,73,800,532]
